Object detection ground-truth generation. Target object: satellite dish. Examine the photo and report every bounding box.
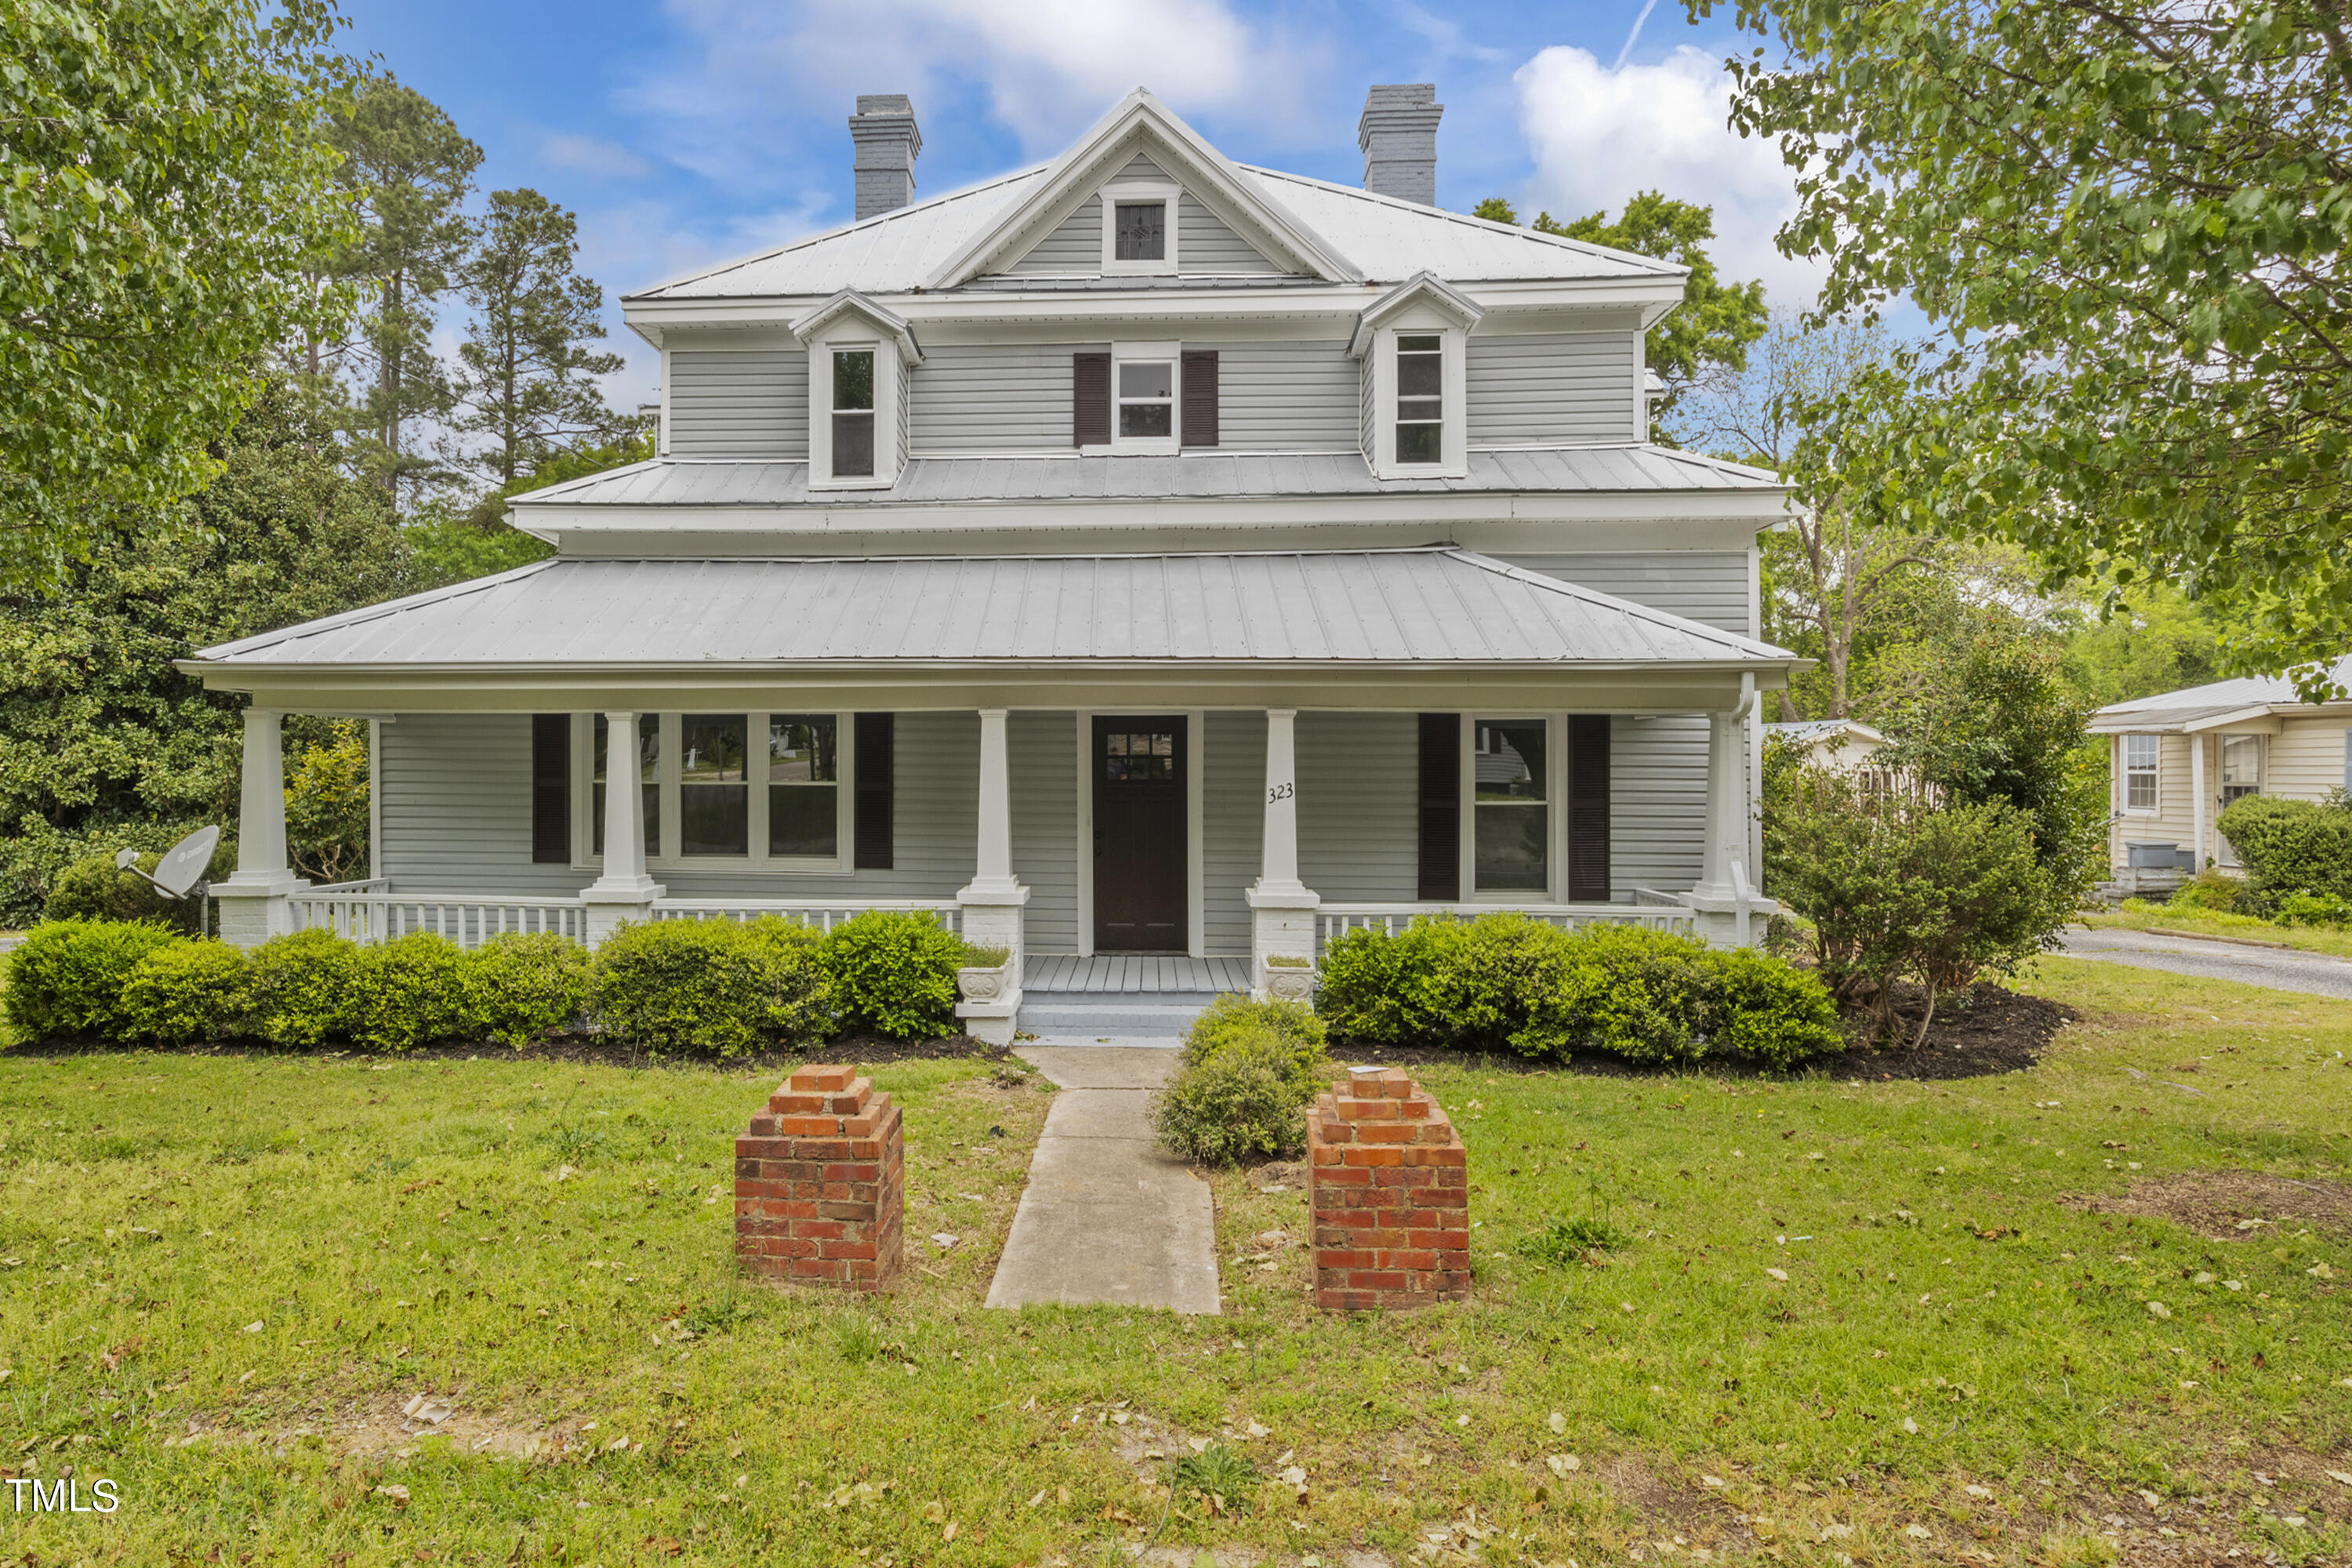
[114,848,140,870]
[151,826,220,898]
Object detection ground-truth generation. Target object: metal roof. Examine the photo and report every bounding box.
[512,448,1782,514]
[630,165,1673,303]
[2087,657,2352,731]
[193,548,1798,671]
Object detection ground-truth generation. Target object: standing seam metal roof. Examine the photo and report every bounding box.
[191,548,1799,670]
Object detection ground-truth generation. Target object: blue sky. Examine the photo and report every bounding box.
[339,0,1814,407]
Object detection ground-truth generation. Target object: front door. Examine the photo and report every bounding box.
[1093,715,1187,953]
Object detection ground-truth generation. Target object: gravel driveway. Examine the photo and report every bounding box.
[2058,926,2352,1001]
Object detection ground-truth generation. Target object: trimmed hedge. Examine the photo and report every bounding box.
[3,919,185,1042]
[593,916,835,1057]
[822,909,967,1040]
[1317,913,1842,1068]
[118,940,254,1047]
[2217,795,2352,902]
[1152,996,1333,1164]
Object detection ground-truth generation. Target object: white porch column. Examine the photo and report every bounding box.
[1247,708,1320,1001]
[1682,681,1773,949]
[2190,731,2208,871]
[956,708,1028,1045]
[214,706,308,949]
[583,710,664,947]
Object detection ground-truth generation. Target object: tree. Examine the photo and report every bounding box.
[0,0,359,588]
[446,189,626,490]
[323,76,482,506]
[1688,0,2352,692]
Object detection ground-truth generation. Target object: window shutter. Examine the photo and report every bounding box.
[1566,715,1611,902]
[1073,352,1110,448]
[1180,350,1219,446]
[1416,713,1461,902]
[854,712,895,870]
[531,714,571,864]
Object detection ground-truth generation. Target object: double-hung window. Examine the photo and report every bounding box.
[582,712,848,869]
[2219,734,2262,805]
[768,715,839,858]
[1109,343,1180,452]
[1473,719,1548,891]
[1395,333,1444,464]
[680,714,750,855]
[829,348,876,479]
[2123,734,2158,811]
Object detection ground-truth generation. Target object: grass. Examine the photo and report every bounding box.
[0,960,2345,1566]
[2080,899,2352,958]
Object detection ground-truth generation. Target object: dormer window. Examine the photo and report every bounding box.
[1099,182,1180,274]
[830,348,876,478]
[1395,334,1443,464]
[1113,201,1166,262]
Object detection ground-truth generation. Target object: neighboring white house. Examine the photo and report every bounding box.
[2089,658,2352,889]
[1762,718,1886,771]
[182,87,1802,1040]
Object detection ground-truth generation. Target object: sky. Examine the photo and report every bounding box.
[337,0,1819,412]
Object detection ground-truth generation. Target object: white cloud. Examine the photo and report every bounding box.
[1512,43,1821,308]
[539,132,655,182]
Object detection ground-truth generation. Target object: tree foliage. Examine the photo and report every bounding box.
[0,0,360,587]
[1691,0,2352,691]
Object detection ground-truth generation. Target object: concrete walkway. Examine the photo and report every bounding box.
[2059,926,2352,1001]
[983,1045,1221,1315]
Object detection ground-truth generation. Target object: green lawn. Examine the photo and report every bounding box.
[2,960,2348,1566]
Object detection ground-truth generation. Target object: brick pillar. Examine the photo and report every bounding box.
[735,1065,904,1290]
[1306,1065,1469,1310]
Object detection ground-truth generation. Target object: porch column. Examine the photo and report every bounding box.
[1682,681,1772,949]
[214,706,308,949]
[2190,731,2208,871]
[956,708,1027,1045]
[1247,709,1320,1001]
[582,710,664,948]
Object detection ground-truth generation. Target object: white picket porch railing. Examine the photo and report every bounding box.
[1316,901,1697,950]
[649,899,963,935]
[289,884,590,946]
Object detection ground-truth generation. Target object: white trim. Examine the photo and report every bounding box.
[2122,731,2160,815]
[1098,182,1181,276]
[1186,706,1206,960]
[1367,321,1468,480]
[1073,711,1094,956]
[1464,712,1557,902]
[367,718,384,880]
[808,339,898,491]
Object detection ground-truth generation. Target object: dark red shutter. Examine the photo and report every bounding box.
[1417,713,1461,902]
[531,714,570,863]
[854,713,895,870]
[1567,714,1611,902]
[1180,350,1218,447]
[1073,352,1110,448]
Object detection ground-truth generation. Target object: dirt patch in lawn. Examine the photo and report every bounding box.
[2059,1170,2352,1241]
[16,1032,1012,1073]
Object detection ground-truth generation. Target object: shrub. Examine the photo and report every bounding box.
[117,942,254,1047]
[343,932,474,1051]
[594,916,834,1056]
[823,909,964,1040]
[44,853,204,934]
[1446,914,1597,1060]
[1180,993,1329,1098]
[2167,868,2256,915]
[1569,924,1724,1065]
[1,919,183,1042]
[2217,795,2352,902]
[1706,946,1844,1068]
[247,927,361,1047]
[1316,916,1468,1047]
[2274,891,2352,928]
[1153,1025,1325,1164]
[463,932,596,1047]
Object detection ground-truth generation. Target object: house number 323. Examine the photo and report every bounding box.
[1267,782,1294,803]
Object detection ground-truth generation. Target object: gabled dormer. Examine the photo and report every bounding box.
[790,290,922,490]
[929,89,1359,287]
[1349,272,1483,480]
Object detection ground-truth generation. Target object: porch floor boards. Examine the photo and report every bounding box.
[1024,955,1249,994]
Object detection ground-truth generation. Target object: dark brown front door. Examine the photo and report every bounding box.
[1093,715,1187,953]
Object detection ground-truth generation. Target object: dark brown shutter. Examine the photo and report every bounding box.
[531,714,571,863]
[1416,713,1461,902]
[1180,350,1218,447]
[1073,351,1110,448]
[1567,714,1611,902]
[854,712,895,870]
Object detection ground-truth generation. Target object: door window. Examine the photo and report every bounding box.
[1103,729,1176,781]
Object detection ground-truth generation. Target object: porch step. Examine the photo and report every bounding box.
[1018,990,1221,1040]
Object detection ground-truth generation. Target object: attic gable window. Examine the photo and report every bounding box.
[1114,201,1165,261]
[1099,182,1180,274]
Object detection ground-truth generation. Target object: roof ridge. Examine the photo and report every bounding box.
[1238,165,1689,278]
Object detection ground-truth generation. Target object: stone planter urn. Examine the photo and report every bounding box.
[956,964,1011,1004]
[1261,961,1316,1004]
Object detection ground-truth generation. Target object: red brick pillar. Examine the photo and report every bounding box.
[734,1065,904,1290]
[1306,1065,1469,1310]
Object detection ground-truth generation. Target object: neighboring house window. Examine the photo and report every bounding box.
[2220,734,2262,805]
[1395,333,1443,464]
[768,715,838,858]
[2123,734,2158,811]
[1473,719,1548,892]
[1113,201,1165,262]
[1107,343,1181,453]
[830,348,876,478]
[585,712,851,869]
[592,714,660,858]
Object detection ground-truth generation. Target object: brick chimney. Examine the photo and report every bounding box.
[849,94,922,220]
[1358,84,1443,206]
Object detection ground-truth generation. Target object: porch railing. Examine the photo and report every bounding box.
[1316,901,1697,951]
[289,884,589,946]
[649,899,964,935]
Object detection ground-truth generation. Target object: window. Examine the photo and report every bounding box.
[680,714,750,855]
[1113,201,1166,261]
[830,348,875,478]
[1395,333,1443,464]
[1473,719,1547,892]
[1118,361,1173,439]
[1102,729,1175,781]
[592,714,659,858]
[2123,734,2158,811]
[768,715,839,858]
[2220,734,2262,805]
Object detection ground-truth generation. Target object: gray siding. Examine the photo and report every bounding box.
[667,350,806,459]
[909,342,1099,455]
[1215,341,1359,449]
[1202,710,1265,956]
[1465,332,1640,446]
[1611,714,1708,893]
[1297,712,1420,902]
[1359,356,1375,460]
[1007,202,1100,275]
[378,714,582,895]
[1494,551,1753,635]
[1010,710,1079,953]
[1178,195,1280,274]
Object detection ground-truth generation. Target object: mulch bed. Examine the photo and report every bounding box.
[12,1033,1012,1075]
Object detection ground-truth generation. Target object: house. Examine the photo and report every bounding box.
[1762,718,1886,771]
[183,87,1802,1042]
[2089,659,2352,893]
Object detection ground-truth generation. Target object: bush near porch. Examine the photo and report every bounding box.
[2216,793,2352,909]
[0,911,984,1054]
[1315,914,1842,1069]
